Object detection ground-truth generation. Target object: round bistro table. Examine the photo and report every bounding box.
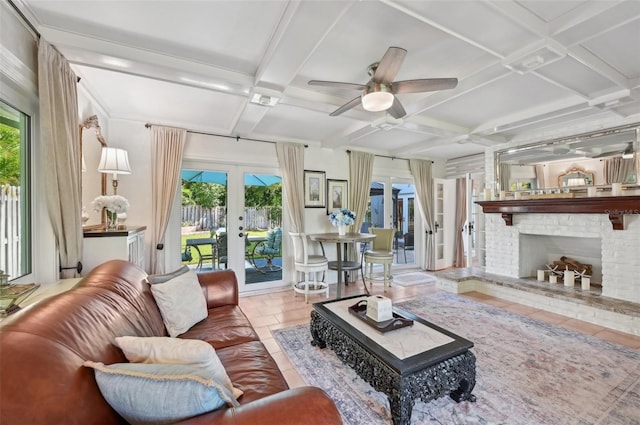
[308,232,375,299]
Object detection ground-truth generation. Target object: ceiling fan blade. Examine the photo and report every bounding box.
[329,96,362,116]
[393,78,458,94]
[373,47,407,83]
[308,80,367,91]
[387,97,406,119]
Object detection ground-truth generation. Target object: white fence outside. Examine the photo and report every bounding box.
[181,205,281,231]
[0,185,21,279]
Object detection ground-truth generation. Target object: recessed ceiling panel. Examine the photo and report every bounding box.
[28,0,286,74]
[583,20,640,79]
[73,66,245,132]
[251,104,354,143]
[396,0,539,56]
[425,73,575,129]
[536,56,617,96]
[516,0,589,22]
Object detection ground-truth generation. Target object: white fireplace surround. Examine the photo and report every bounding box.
[485,213,640,304]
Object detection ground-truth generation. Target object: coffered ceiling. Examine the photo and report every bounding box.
[13,0,640,160]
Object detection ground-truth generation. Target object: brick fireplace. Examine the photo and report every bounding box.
[484,211,640,304]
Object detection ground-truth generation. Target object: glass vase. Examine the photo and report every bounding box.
[105,210,118,231]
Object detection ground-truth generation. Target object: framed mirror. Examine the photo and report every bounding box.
[558,167,594,187]
[494,123,639,191]
[80,115,107,228]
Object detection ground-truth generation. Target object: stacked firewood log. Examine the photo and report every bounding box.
[552,256,592,276]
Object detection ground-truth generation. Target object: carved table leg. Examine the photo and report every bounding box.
[310,310,327,348]
[388,393,413,425]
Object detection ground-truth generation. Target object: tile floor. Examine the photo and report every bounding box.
[238,276,640,388]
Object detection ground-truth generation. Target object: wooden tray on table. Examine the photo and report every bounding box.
[348,299,413,333]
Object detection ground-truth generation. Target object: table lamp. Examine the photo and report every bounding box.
[98,147,131,195]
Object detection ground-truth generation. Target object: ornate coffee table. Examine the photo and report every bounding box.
[310,296,476,425]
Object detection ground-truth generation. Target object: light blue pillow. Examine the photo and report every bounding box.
[84,361,239,425]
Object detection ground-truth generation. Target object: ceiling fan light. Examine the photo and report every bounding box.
[361,83,394,112]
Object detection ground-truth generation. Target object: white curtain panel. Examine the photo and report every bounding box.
[348,151,374,233]
[454,177,466,268]
[38,39,83,278]
[348,151,374,266]
[409,159,435,270]
[150,126,186,274]
[605,157,635,184]
[275,142,304,233]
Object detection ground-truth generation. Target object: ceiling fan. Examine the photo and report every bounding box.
[590,142,635,159]
[308,47,458,119]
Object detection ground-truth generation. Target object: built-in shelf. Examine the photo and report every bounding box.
[476,196,640,230]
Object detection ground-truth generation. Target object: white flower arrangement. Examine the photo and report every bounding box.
[92,195,129,214]
[329,208,355,226]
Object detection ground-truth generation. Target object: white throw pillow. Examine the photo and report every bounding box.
[150,269,207,337]
[115,336,243,399]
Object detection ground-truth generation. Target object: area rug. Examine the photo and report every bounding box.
[272,293,640,425]
[391,271,437,287]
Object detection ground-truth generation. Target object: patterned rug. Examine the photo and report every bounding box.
[272,293,640,425]
[391,271,437,287]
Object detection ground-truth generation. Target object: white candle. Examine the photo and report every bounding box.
[581,277,591,291]
[612,183,622,196]
[484,188,492,200]
[587,187,597,197]
[564,270,575,287]
[514,191,522,200]
[499,191,506,200]
[537,270,545,281]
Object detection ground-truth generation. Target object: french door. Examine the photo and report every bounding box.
[367,176,419,271]
[181,161,285,293]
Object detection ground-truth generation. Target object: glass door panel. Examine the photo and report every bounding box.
[241,169,283,290]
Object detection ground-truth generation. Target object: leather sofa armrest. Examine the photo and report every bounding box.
[197,269,239,308]
[177,387,343,425]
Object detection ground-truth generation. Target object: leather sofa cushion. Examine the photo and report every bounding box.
[180,305,260,350]
[216,341,289,404]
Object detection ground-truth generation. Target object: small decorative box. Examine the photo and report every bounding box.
[366,295,393,322]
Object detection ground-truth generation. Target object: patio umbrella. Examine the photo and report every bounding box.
[181,170,281,186]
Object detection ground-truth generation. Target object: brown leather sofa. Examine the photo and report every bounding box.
[0,260,342,425]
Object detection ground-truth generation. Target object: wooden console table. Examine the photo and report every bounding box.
[476,196,640,230]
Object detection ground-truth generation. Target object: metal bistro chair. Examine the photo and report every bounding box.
[363,227,396,292]
[250,227,282,274]
[214,232,228,270]
[289,232,329,303]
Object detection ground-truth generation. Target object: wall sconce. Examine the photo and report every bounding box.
[98,147,131,194]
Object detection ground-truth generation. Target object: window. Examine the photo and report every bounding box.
[0,100,31,280]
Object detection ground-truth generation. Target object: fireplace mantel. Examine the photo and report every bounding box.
[476,196,640,230]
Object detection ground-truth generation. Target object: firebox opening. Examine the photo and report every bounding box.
[519,234,602,283]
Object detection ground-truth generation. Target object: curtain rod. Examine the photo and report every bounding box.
[346,150,433,163]
[144,123,307,147]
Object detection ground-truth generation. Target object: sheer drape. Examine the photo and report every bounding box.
[38,39,83,278]
[409,159,435,270]
[149,126,186,274]
[454,178,466,268]
[604,157,634,184]
[535,164,545,189]
[348,151,374,268]
[499,163,511,192]
[348,151,374,233]
[276,143,304,233]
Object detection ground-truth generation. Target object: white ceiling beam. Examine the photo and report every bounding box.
[568,45,631,88]
[485,1,548,36]
[549,0,625,36]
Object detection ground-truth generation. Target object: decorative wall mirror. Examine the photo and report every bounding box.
[80,115,107,228]
[494,123,639,191]
[558,167,594,187]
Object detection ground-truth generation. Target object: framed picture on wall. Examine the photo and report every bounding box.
[326,179,348,214]
[304,170,326,208]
